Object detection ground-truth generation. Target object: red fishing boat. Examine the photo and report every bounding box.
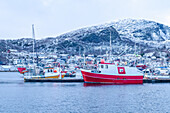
[17,67,27,74]
[81,61,143,84]
[136,64,147,71]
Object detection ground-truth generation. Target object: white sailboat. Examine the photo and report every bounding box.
[23,25,77,80]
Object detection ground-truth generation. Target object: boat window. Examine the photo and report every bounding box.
[101,65,104,68]
[105,65,108,69]
[48,69,50,72]
[51,69,53,72]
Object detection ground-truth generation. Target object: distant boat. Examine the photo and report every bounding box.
[81,60,143,84]
[136,64,147,71]
[17,67,27,74]
[143,67,170,79]
[0,65,17,71]
[24,66,60,79]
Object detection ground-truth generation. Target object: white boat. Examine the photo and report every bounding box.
[143,68,170,79]
[0,65,17,71]
[0,65,3,71]
[23,66,76,80]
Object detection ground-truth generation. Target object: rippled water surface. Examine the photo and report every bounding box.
[0,72,170,113]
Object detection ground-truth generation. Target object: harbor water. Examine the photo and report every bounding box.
[0,72,170,113]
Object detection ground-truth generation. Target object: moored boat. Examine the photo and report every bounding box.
[23,64,77,80]
[17,67,27,74]
[23,66,60,79]
[0,65,17,72]
[136,64,147,71]
[81,61,143,84]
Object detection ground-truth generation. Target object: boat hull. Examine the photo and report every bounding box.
[17,67,26,74]
[81,70,143,84]
[24,75,60,79]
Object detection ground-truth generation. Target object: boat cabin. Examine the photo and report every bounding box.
[94,62,142,75]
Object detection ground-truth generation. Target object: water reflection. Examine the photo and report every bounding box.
[83,83,144,87]
[83,83,115,87]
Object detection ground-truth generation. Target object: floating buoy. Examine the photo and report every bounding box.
[62,74,65,78]
[101,59,105,63]
[54,70,57,73]
[125,62,127,65]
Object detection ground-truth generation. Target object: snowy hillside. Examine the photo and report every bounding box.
[110,19,170,47]
[0,19,169,55]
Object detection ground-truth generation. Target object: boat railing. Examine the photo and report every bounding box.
[24,67,44,76]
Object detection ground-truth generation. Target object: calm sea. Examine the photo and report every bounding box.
[0,72,170,113]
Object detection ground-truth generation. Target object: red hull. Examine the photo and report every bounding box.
[17,67,26,73]
[81,70,143,84]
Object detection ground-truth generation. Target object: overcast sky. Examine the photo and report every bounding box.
[0,0,170,39]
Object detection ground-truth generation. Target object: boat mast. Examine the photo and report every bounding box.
[135,41,136,56]
[5,40,8,65]
[83,47,86,68]
[32,24,35,65]
[109,31,112,61]
[79,46,81,56]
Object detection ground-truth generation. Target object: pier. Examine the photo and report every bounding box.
[24,78,170,83]
[24,78,84,82]
[143,78,170,83]
[0,70,17,72]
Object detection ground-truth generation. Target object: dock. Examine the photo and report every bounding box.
[24,78,170,83]
[0,70,17,72]
[143,78,170,83]
[24,78,84,82]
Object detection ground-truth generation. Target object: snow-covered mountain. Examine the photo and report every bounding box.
[0,19,169,55]
[110,19,170,47]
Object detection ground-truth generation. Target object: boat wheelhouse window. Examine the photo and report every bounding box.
[105,65,108,69]
[101,65,104,68]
